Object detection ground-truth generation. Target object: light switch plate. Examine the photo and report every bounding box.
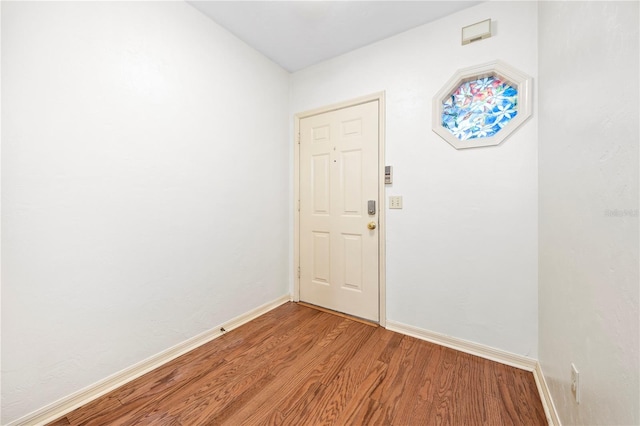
[389,196,403,209]
[571,363,580,403]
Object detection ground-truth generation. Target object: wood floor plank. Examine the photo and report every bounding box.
[331,360,388,425]
[388,339,441,425]
[65,394,124,425]
[65,303,318,426]
[482,354,503,399]
[486,394,510,426]
[120,306,325,425]
[278,322,378,425]
[290,327,393,425]
[511,368,548,424]
[297,302,379,327]
[367,335,424,423]
[220,312,351,425]
[69,304,321,426]
[330,327,398,425]
[48,302,547,426]
[450,351,488,424]
[422,346,460,425]
[494,362,532,424]
[196,312,352,424]
[401,343,446,424]
[46,416,71,426]
[264,322,364,423]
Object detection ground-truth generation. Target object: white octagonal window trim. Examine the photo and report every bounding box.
[432,60,533,149]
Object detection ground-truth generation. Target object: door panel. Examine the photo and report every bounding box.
[312,155,330,213]
[341,150,363,214]
[342,233,363,290]
[312,231,330,285]
[299,100,379,322]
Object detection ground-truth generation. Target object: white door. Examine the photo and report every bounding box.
[299,100,379,322]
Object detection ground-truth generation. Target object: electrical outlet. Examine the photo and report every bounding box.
[389,196,403,209]
[571,363,580,403]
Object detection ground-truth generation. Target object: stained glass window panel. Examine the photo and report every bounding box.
[441,76,518,141]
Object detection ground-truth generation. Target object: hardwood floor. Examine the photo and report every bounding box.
[48,302,547,425]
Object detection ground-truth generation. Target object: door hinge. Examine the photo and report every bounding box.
[297,133,301,144]
[297,266,301,278]
[298,199,300,212]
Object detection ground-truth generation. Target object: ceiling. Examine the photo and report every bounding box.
[187,1,481,72]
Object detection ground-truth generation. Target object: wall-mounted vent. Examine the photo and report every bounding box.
[462,19,492,45]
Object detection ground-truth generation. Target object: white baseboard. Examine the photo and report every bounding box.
[8,294,292,426]
[533,362,562,426]
[385,320,538,371]
[385,320,560,426]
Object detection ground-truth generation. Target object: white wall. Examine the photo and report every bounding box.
[8,1,637,423]
[291,1,539,357]
[538,2,639,424]
[1,1,290,423]
[0,2,3,423]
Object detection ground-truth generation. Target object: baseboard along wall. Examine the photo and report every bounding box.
[11,299,561,426]
[533,362,563,426]
[385,320,561,426]
[8,295,292,426]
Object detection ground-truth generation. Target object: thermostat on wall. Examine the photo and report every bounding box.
[385,166,393,184]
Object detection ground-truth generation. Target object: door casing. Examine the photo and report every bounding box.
[293,92,386,326]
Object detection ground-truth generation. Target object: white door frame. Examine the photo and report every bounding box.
[293,92,386,326]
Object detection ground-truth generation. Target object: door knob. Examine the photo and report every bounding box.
[367,221,377,230]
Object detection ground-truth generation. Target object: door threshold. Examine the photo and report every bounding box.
[296,302,379,327]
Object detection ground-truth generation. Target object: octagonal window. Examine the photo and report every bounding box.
[432,60,532,149]
[442,76,518,141]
